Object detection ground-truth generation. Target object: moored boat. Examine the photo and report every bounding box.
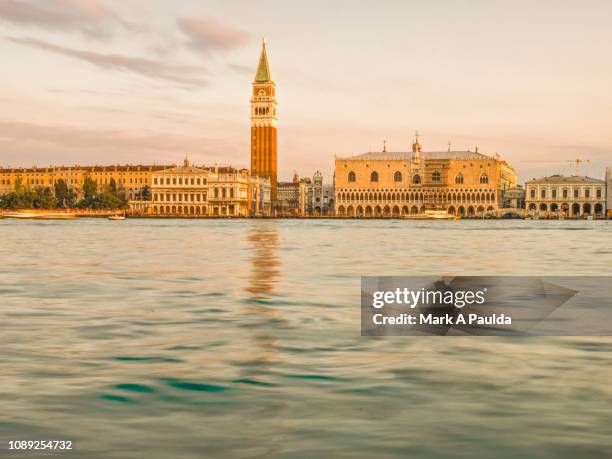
[402,210,460,220]
[0,211,77,220]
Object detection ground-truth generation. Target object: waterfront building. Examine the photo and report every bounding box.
[250,175,272,217]
[309,171,334,215]
[606,167,612,217]
[280,172,335,216]
[299,177,312,216]
[129,159,271,217]
[524,175,606,218]
[131,160,209,216]
[334,134,517,217]
[322,184,335,215]
[0,164,167,200]
[311,171,323,213]
[274,171,335,216]
[276,173,301,216]
[501,186,525,211]
[250,39,278,202]
[207,166,251,217]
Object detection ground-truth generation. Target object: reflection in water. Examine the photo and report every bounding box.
[0,219,611,458]
[242,222,282,389]
[246,222,280,301]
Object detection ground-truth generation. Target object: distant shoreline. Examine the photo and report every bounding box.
[1,211,609,221]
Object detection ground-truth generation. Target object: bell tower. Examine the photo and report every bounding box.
[251,38,278,201]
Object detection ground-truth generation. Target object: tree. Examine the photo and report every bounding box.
[2,189,35,209]
[78,176,99,208]
[1,178,36,209]
[96,191,122,209]
[141,184,151,201]
[83,176,97,201]
[54,179,77,208]
[0,193,10,209]
[34,187,57,209]
[72,175,128,210]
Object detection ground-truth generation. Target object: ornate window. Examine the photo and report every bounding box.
[394,171,402,182]
[455,173,464,184]
[370,171,379,182]
[348,171,356,182]
[413,174,421,184]
[432,171,441,182]
[480,173,489,184]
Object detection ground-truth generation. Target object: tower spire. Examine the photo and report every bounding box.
[412,130,422,153]
[251,37,278,202]
[254,37,272,83]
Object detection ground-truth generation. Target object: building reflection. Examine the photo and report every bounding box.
[246,222,280,301]
[240,222,287,410]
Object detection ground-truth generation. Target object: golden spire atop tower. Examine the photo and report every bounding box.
[251,38,278,201]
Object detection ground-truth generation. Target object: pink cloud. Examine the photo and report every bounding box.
[178,16,250,56]
[0,0,132,39]
[7,36,208,88]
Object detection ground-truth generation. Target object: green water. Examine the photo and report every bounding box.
[1,219,611,458]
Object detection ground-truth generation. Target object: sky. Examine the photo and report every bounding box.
[0,0,611,182]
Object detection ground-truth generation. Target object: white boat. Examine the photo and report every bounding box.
[403,210,460,220]
[0,211,76,220]
[108,215,126,221]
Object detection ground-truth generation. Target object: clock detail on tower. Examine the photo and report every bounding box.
[250,38,278,201]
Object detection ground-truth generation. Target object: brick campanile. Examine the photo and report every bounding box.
[250,38,278,201]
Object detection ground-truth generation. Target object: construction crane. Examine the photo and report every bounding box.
[522,157,591,176]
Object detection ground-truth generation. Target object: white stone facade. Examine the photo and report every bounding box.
[129,160,271,217]
[525,175,606,217]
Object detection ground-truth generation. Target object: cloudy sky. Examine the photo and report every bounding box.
[0,0,611,181]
